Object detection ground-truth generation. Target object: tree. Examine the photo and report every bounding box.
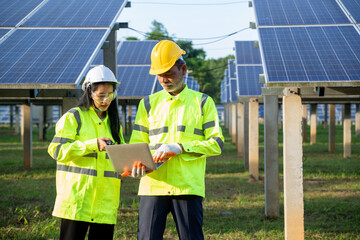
[126,37,139,41]
[146,20,173,40]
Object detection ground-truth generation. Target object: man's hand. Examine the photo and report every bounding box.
[153,144,183,162]
[121,161,153,178]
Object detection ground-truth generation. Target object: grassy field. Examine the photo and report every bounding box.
[0,123,359,239]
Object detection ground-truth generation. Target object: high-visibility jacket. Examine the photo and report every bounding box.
[130,85,224,197]
[48,106,124,224]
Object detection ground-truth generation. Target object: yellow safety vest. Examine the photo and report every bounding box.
[48,106,124,224]
[130,85,224,197]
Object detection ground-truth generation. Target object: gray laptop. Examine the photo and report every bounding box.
[106,143,163,172]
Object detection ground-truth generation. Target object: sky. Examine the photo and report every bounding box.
[117,0,259,59]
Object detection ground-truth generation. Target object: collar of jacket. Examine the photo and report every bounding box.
[163,84,189,102]
[89,106,108,123]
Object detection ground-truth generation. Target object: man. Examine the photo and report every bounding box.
[129,40,224,240]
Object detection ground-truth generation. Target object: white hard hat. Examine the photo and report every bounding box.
[82,65,119,91]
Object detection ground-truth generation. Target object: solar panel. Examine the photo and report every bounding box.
[22,0,126,27]
[0,0,43,27]
[259,26,360,83]
[228,59,236,78]
[235,41,262,65]
[117,66,157,97]
[236,66,263,96]
[221,80,227,103]
[0,29,10,38]
[235,41,263,97]
[229,79,238,102]
[0,29,106,86]
[220,80,226,103]
[118,41,158,65]
[341,0,360,23]
[253,0,350,26]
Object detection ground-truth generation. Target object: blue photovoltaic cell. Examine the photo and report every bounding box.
[92,49,104,65]
[0,29,10,38]
[254,0,350,26]
[342,0,360,23]
[229,79,238,102]
[0,0,43,26]
[0,29,106,84]
[259,26,360,82]
[117,66,156,97]
[228,59,236,79]
[235,41,262,64]
[22,0,125,27]
[118,41,158,65]
[237,66,263,96]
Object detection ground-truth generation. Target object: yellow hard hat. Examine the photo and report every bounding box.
[149,40,186,75]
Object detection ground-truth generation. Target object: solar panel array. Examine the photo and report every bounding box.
[234,41,264,96]
[91,40,159,98]
[253,0,360,85]
[0,0,127,89]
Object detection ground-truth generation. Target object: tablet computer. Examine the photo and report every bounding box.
[106,143,163,172]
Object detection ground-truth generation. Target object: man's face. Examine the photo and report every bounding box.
[157,64,187,95]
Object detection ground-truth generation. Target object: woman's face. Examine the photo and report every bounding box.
[91,83,115,112]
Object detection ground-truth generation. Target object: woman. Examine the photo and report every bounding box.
[48,65,124,240]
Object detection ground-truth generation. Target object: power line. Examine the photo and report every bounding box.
[134,1,248,6]
[127,27,250,45]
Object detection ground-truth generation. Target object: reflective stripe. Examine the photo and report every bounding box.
[52,137,75,160]
[177,125,186,132]
[177,125,204,136]
[194,128,203,136]
[84,153,97,158]
[134,124,149,134]
[144,96,151,116]
[105,153,109,159]
[68,109,81,135]
[149,127,168,136]
[201,94,208,116]
[212,137,224,151]
[51,137,74,144]
[54,144,61,161]
[57,164,97,176]
[104,171,121,179]
[203,121,215,130]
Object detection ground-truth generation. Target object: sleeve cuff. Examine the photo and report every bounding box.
[181,142,193,153]
[84,138,98,152]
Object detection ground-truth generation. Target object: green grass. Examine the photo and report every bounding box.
[0,123,359,239]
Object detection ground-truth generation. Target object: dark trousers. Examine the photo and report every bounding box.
[138,195,204,240]
[60,218,114,240]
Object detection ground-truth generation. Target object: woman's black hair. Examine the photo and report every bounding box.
[78,82,122,144]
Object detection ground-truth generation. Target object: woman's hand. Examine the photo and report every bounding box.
[97,137,112,151]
